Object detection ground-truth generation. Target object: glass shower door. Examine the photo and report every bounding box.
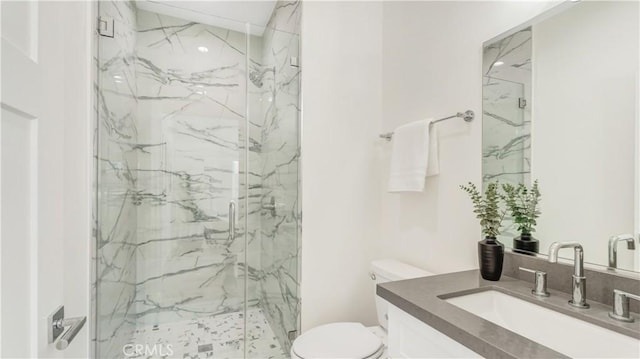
[94,2,142,358]
[246,21,301,356]
[95,2,301,358]
[95,3,250,358]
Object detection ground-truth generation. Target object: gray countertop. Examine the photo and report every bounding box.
[377,270,640,359]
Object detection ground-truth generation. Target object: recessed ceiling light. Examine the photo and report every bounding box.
[494,61,505,66]
[113,75,122,80]
[198,46,209,53]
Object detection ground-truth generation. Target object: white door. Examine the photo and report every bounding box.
[1,1,92,358]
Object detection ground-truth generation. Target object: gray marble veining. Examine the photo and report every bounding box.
[251,1,302,353]
[94,2,139,358]
[133,9,250,327]
[94,1,301,358]
[482,27,532,242]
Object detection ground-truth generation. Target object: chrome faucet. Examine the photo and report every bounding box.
[548,241,589,309]
[608,234,636,269]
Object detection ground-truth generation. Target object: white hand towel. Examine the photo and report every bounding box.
[426,125,440,177]
[388,119,439,192]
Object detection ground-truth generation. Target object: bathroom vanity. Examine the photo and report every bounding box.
[414,1,640,355]
[386,300,481,358]
[377,255,640,358]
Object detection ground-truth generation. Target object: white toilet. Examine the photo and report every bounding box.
[291,259,433,359]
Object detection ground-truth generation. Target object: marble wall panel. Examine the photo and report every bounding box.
[95,3,301,357]
[133,9,250,326]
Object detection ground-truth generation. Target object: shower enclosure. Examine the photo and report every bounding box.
[93,1,301,358]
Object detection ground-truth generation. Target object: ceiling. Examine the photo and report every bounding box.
[136,1,277,35]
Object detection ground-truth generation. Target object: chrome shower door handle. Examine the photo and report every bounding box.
[262,196,277,217]
[228,201,236,241]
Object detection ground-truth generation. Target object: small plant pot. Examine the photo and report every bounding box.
[513,233,539,255]
[478,236,504,281]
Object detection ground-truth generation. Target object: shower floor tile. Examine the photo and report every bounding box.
[128,308,286,359]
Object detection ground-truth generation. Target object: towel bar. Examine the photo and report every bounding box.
[380,110,474,141]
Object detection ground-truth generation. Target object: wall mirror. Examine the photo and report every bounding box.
[482,0,639,272]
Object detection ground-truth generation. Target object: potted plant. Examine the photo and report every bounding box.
[501,180,541,255]
[460,181,506,281]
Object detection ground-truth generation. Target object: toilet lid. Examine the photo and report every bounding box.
[292,322,383,359]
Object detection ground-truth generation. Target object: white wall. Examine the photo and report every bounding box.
[378,1,558,276]
[300,1,560,331]
[0,1,92,357]
[301,1,383,330]
[62,1,93,358]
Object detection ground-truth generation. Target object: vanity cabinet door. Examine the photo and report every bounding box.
[387,305,482,358]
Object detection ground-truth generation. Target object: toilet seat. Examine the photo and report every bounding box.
[291,322,384,359]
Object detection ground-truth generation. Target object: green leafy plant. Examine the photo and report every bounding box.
[501,180,541,235]
[460,181,505,238]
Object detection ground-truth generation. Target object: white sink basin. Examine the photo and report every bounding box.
[446,290,640,358]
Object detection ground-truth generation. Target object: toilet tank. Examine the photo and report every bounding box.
[371,259,433,330]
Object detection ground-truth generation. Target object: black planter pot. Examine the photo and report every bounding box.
[513,233,539,255]
[478,236,504,281]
